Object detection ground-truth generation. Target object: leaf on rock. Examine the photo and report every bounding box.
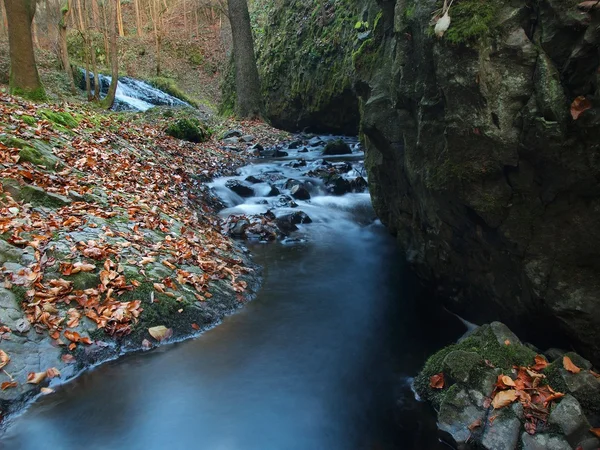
[497,375,516,388]
[1,381,17,390]
[563,356,581,374]
[0,350,10,370]
[191,323,200,330]
[590,428,600,438]
[27,372,47,384]
[571,96,592,120]
[430,373,445,389]
[492,389,518,409]
[61,354,76,364]
[40,387,55,395]
[468,419,482,431]
[148,325,172,342]
[532,355,548,371]
[46,367,61,379]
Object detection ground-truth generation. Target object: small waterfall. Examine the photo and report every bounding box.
[79,70,190,111]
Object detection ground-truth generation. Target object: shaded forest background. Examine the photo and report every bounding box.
[0,0,270,109]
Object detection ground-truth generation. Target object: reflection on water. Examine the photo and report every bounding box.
[2,140,465,450]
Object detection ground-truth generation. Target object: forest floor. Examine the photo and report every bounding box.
[0,92,289,421]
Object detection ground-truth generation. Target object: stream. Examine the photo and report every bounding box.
[1,136,466,450]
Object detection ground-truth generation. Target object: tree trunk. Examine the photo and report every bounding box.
[3,0,45,99]
[103,0,118,109]
[134,0,142,36]
[116,0,124,36]
[227,0,261,118]
[59,0,76,94]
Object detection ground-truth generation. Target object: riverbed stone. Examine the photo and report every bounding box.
[438,385,486,448]
[323,139,352,156]
[481,411,521,450]
[222,129,242,139]
[548,395,589,443]
[521,432,571,450]
[226,180,254,198]
[290,184,311,200]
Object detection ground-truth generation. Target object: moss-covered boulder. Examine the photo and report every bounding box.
[1,178,71,208]
[165,117,210,143]
[323,139,352,156]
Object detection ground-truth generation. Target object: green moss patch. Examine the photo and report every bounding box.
[165,117,210,143]
[39,109,80,129]
[438,0,505,45]
[148,77,199,108]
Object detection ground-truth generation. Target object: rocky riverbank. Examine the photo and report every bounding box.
[415,322,600,449]
[0,95,287,421]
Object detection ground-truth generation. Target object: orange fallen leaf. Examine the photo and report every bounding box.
[27,372,47,384]
[1,381,17,390]
[532,355,548,371]
[191,323,200,330]
[492,389,518,409]
[148,326,173,342]
[497,375,516,388]
[0,350,10,370]
[571,96,592,120]
[430,372,445,389]
[544,392,565,405]
[46,367,61,379]
[40,387,55,395]
[590,370,600,379]
[590,428,600,438]
[563,356,581,374]
[504,339,511,346]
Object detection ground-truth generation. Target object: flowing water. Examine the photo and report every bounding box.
[1,137,466,450]
[80,71,190,111]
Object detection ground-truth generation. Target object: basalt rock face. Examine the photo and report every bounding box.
[255,0,600,364]
[359,0,600,364]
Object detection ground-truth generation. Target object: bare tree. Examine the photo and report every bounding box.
[59,0,76,93]
[103,0,118,108]
[227,0,261,118]
[3,0,45,99]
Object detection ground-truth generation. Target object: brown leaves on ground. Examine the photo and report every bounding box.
[26,372,47,385]
[590,428,600,438]
[571,96,592,120]
[430,372,445,389]
[0,94,262,349]
[1,381,17,390]
[563,356,581,374]
[531,355,548,371]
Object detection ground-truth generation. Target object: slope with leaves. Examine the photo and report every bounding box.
[0,95,277,418]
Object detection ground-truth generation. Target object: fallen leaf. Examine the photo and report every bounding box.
[0,350,9,370]
[492,389,518,409]
[563,356,581,374]
[27,372,47,384]
[40,387,55,395]
[142,338,152,350]
[590,370,600,379]
[590,428,600,438]
[544,392,565,405]
[148,326,173,342]
[525,420,536,435]
[46,367,61,379]
[504,339,511,346]
[191,323,200,330]
[468,419,482,431]
[579,0,600,10]
[532,355,548,371]
[571,96,592,120]
[1,381,17,390]
[498,375,516,388]
[61,354,76,364]
[430,372,445,389]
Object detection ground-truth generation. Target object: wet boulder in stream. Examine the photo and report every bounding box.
[290,184,311,200]
[225,180,254,198]
[323,139,352,156]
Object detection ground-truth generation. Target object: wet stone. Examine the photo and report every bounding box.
[521,432,571,450]
[226,180,254,198]
[290,184,311,200]
[548,394,589,441]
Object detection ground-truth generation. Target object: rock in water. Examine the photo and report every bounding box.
[225,180,254,198]
[222,129,242,139]
[323,139,352,155]
[290,184,311,200]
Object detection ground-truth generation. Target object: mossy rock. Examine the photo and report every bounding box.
[39,109,80,129]
[443,350,484,384]
[165,117,210,143]
[415,322,537,407]
[1,178,71,208]
[19,143,63,171]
